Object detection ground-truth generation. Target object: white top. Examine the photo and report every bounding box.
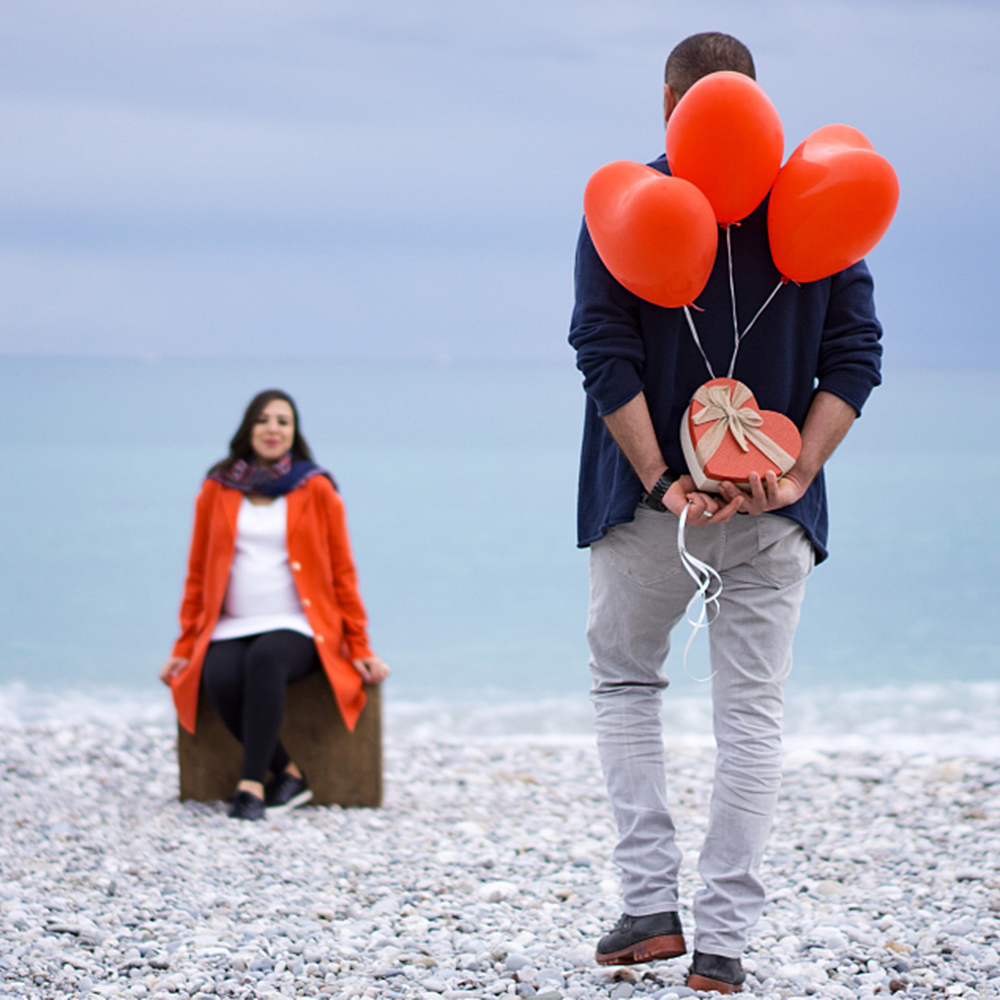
[211,496,314,642]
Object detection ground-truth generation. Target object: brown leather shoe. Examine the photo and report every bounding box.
[595,912,686,966]
[686,951,745,993]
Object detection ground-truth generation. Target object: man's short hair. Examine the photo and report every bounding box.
[665,32,755,98]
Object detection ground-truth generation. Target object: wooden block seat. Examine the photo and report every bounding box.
[177,672,382,807]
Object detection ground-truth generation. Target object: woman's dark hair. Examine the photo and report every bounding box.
[208,389,315,476]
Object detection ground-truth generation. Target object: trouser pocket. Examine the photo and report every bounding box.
[750,514,814,589]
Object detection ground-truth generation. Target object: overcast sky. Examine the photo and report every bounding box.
[0,0,996,365]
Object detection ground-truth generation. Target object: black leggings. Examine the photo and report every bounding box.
[201,629,321,783]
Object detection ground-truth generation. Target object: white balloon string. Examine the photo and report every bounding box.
[686,230,785,382]
[727,279,785,378]
[676,503,722,683]
[726,224,740,367]
[683,305,716,381]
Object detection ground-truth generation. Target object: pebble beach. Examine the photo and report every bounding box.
[2,725,1000,1000]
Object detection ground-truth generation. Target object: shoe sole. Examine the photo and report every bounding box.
[265,789,313,815]
[595,934,686,965]
[686,973,742,994]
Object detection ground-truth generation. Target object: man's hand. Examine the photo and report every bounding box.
[713,391,859,516]
[715,470,807,516]
[664,474,744,526]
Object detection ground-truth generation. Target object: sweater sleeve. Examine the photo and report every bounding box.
[171,480,215,660]
[568,220,647,417]
[815,259,883,416]
[318,480,375,661]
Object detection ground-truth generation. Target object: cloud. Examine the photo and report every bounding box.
[0,0,997,361]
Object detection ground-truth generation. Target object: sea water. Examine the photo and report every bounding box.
[0,358,997,750]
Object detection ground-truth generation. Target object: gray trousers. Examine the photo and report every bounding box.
[587,505,813,957]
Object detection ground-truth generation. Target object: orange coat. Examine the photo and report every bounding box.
[170,475,374,734]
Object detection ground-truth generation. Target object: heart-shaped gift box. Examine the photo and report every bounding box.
[680,378,801,492]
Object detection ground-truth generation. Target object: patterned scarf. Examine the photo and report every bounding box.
[209,453,337,497]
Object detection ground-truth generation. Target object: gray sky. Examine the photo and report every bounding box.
[0,0,996,365]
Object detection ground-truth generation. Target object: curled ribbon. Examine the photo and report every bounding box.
[677,503,722,683]
[692,382,796,474]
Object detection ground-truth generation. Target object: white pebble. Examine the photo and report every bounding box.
[480,881,519,903]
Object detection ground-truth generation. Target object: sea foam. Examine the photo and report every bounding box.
[1,680,997,758]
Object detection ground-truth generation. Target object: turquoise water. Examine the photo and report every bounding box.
[0,358,997,703]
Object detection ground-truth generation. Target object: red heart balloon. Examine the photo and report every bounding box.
[767,124,899,283]
[583,160,717,308]
[666,71,784,225]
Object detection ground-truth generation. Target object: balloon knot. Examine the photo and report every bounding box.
[688,301,705,313]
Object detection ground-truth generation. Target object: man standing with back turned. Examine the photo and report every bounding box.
[569,33,882,993]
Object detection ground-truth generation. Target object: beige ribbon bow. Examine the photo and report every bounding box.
[691,382,796,473]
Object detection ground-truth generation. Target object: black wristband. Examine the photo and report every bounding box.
[642,470,680,512]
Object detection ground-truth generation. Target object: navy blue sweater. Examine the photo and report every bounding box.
[569,154,883,561]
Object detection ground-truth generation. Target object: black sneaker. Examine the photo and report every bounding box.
[264,771,313,814]
[227,790,265,821]
[686,951,745,994]
[595,911,686,965]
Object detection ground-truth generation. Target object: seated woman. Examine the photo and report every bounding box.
[160,389,389,820]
